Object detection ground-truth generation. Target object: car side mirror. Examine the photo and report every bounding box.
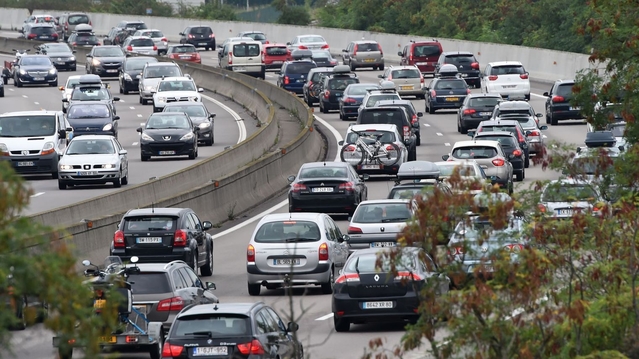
[86,54,92,58]
[117,149,127,155]
[287,322,299,333]
[136,74,141,79]
[205,282,216,290]
[198,88,204,93]
[423,87,429,91]
[412,122,419,128]
[417,112,423,117]
[397,51,402,56]
[136,127,143,133]
[113,96,121,101]
[525,130,531,136]
[377,74,383,78]
[150,90,156,94]
[359,173,370,181]
[202,221,213,230]
[489,175,498,181]
[286,42,291,45]
[72,50,76,54]
[507,154,514,160]
[209,113,216,119]
[342,49,347,52]
[58,130,66,138]
[539,125,548,130]
[287,175,296,183]
[467,130,475,137]
[347,216,352,222]
[442,154,450,161]
[193,127,200,132]
[179,32,184,35]
[275,71,281,75]
[61,98,68,102]
[338,140,344,146]
[536,113,543,117]
[58,86,64,91]
[114,116,121,121]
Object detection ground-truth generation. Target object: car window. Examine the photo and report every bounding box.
[255,312,268,334]
[329,78,358,90]
[174,315,251,336]
[352,203,411,223]
[491,65,525,75]
[66,139,115,155]
[358,110,406,129]
[21,57,51,66]
[127,273,172,294]
[254,220,321,243]
[177,268,196,287]
[266,46,287,56]
[189,213,202,231]
[444,54,476,67]
[171,46,196,54]
[478,126,517,137]
[476,136,516,147]
[346,252,413,273]
[285,62,316,74]
[31,26,55,35]
[125,59,155,71]
[391,69,420,79]
[67,104,110,119]
[71,87,109,101]
[388,187,432,200]
[257,309,278,333]
[130,38,154,47]
[232,43,260,57]
[413,44,441,57]
[437,164,478,177]
[164,105,206,117]
[93,47,124,57]
[183,214,195,230]
[158,80,196,92]
[345,130,395,144]
[555,83,574,98]
[469,97,501,107]
[264,307,287,332]
[355,43,378,52]
[365,94,401,107]
[146,115,191,129]
[172,270,187,290]
[324,218,336,241]
[542,184,598,202]
[434,80,467,90]
[124,216,177,231]
[190,27,212,35]
[0,115,56,137]
[299,166,348,179]
[452,146,498,159]
[184,267,202,288]
[68,14,89,25]
[300,36,325,43]
[346,85,379,96]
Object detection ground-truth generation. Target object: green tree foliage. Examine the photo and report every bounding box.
[316,0,594,53]
[272,0,311,25]
[0,161,121,358]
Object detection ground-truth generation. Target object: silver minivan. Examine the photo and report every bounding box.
[341,40,384,71]
[246,213,350,296]
[134,29,168,55]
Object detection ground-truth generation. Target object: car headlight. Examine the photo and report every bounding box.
[69,56,75,61]
[59,164,73,170]
[102,123,113,131]
[41,141,55,155]
[124,73,132,81]
[141,132,154,141]
[180,132,194,141]
[49,68,57,75]
[103,164,116,169]
[188,96,199,101]
[156,96,166,102]
[19,69,26,75]
[0,143,8,155]
[199,122,211,129]
[92,59,101,66]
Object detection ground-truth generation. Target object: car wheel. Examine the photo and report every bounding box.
[551,114,558,126]
[0,89,4,98]
[49,80,58,87]
[321,102,329,114]
[139,96,143,105]
[15,77,22,88]
[58,181,66,190]
[248,283,261,296]
[339,111,344,120]
[200,242,213,276]
[190,251,198,272]
[141,155,150,162]
[58,347,73,359]
[416,132,421,146]
[524,155,530,168]
[119,85,123,94]
[333,316,350,332]
[508,180,514,195]
[121,168,128,185]
[189,148,196,159]
[428,102,435,114]
[349,62,355,71]
[515,170,523,182]
[149,338,162,359]
[71,66,76,71]
[113,174,122,188]
[321,266,335,294]
[379,65,384,71]
[2,77,7,85]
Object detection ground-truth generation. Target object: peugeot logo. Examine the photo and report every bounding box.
[207,339,213,344]
[21,150,29,156]
[374,274,379,282]
[163,136,171,141]
[283,250,289,255]
[84,165,90,170]
[481,246,488,253]
[86,127,90,131]
[380,227,385,232]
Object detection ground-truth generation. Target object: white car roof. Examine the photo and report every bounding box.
[357,199,410,205]
[259,213,324,223]
[451,140,501,149]
[348,124,398,132]
[69,134,116,141]
[488,61,524,67]
[159,77,193,82]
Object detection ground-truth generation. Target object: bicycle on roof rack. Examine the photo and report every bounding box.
[340,129,401,166]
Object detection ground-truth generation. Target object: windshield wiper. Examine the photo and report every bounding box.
[184,331,213,337]
[381,217,408,223]
[285,237,317,242]
[146,227,167,231]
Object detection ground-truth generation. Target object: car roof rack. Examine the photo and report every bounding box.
[395,161,440,184]
[291,49,313,60]
[436,64,461,78]
[506,94,527,101]
[583,131,616,148]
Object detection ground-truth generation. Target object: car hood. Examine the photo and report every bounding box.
[141,78,162,88]
[67,117,112,127]
[47,51,74,58]
[154,91,200,98]
[20,64,54,71]
[95,56,125,63]
[143,128,192,140]
[60,153,119,165]
[1,136,55,151]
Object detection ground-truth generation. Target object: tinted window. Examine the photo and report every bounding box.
[437,164,479,177]
[158,80,196,92]
[173,315,250,336]
[352,203,411,223]
[444,54,476,66]
[509,116,537,128]
[266,46,287,56]
[355,43,378,52]
[164,105,207,117]
[434,80,467,90]
[127,273,172,294]
[571,157,618,175]
[0,115,56,137]
[345,130,395,144]
[379,104,415,117]
[541,184,598,202]
[124,216,177,231]
[478,126,517,136]
[45,43,72,52]
[491,65,525,75]
[365,94,401,107]
[71,87,109,100]
[358,110,406,131]
[451,146,499,159]
[555,83,574,97]
[68,14,89,25]
[345,85,379,96]
[285,62,316,74]
[310,71,329,82]
[142,31,163,38]
[131,38,154,47]
[299,166,348,179]
[93,47,124,57]
[300,36,325,43]
[329,78,358,90]
[346,253,413,273]
[469,97,501,107]
[21,57,51,66]
[67,104,110,119]
[254,221,321,243]
[144,66,181,78]
[244,33,266,41]
[127,23,147,30]
[476,136,516,147]
[146,115,191,129]
[67,139,115,155]
[75,34,99,42]
[413,44,441,57]
[171,46,195,53]
[190,27,212,35]
[31,26,55,35]
[391,69,420,78]
[608,123,625,137]
[388,187,433,200]
[232,43,260,57]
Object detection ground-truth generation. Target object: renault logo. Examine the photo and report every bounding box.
[481,246,488,253]
[21,150,29,156]
[163,136,171,141]
[374,274,379,282]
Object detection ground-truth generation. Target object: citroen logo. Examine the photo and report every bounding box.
[21,150,29,156]
[374,274,379,282]
[320,182,324,186]
[163,136,171,141]
[283,250,289,255]
[481,246,488,253]
[380,227,385,232]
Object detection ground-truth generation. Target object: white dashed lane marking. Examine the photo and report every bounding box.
[8,88,14,91]
[445,143,451,146]
[436,133,443,136]
[423,123,431,127]
[30,192,44,198]
[315,313,333,321]
[137,114,143,117]
[22,95,27,98]
[129,106,135,110]
[132,142,138,146]
[34,102,39,105]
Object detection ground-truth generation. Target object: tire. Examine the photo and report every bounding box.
[408,148,417,162]
[551,114,558,126]
[379,65,384,71]
[141,155,150,162]
[349,62,355,72]
[416,132,421,146]
[71,66,76,71]
[149,339,162,359]
[139,96,143,105]
[113,175,121,188]
[189,148,196,159]
[333,316,350,332]
[428,103,435,114]
[515,170,523,182]
[58,181,66,190]
[200,242,213,276]
[378,142,401,166]
[321,267,334,294]
[15,77,22,87]
[320,101,328,113]
[49,80,58,87]
[460,122,468,135]
[339,111,344,120]
[153,106,159,113]
[58,347,73,359]
[248,283,261,296]
[2,77,7,85]
[121,170,128,185]
[524,155,530,168]
[0,90,4,98]
[191,251,198,272]
[259,69,265,80]
[507,180,514,195]
[340,143,366,166]
[545,111,550,124]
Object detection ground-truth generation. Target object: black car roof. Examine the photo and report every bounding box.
[301,162,349,169]
[475,131,517,138]
[441,51,473,56]
[178,303,263,318]
[480,119,521,126]
[124,207,190,216]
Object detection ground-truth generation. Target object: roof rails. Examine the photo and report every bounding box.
[395,161,440,184]
[163,260,188,269]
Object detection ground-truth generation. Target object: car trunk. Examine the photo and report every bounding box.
[254,240,320,274]
[123,215,178,256]
[127,272,173,323]
[346,272,408,298]
[296,178,352,196]
[169,314,252,358]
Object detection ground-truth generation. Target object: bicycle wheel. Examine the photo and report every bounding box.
[340,143,366,166]
[376,142,401,166]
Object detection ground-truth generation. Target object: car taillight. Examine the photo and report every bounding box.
[505,244,523,252]
[237,339,265,355]
[228,51,233,64]
[113,230,125,248]
[348,226,362,234]
[343,145,356,152]
[284,76,289,85]
[209,33,215,38]
[403,125,410,138]
[64,24,68,30]
[552,95,564,103]
[430,89,436,98]
[339,181,355,191]
[492,158,505,166]
[449,246,464,255]
[52,33,58,38]
[126,45,132,51]
[153,45,157,51]
[488,75,498,81]
[512,149,522,157]
[335,273,360,283]
[188,34,194,39]
[386,145,397,151]
[463,109,476,115]
[291,183,307,192]
[344,97,357,104]
[377,43,383,55]
[323,90,330,99]
[27,33,36,39]
[173,229,187,247]
[538,204,547,213]
[298,45,308,49]
[72,42,77,46]
[157,296,184,312]
[466,88,471,94]
[517,130,526,143]
[321,44,329,49]
[411,114,418,124]
[409,53,413,62]
[319,243,329,261]
[162,342,184,357]
[88,20,92,26]
[353,44,358,56]
[396,271,423,281]
[420,74,424,84]
[161,37,167,42]
[520,73,529,79]
[471,62,480,70]
[247,244,255,262]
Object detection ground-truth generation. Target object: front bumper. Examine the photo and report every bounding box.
[94,66,121,77]
[58,169,120,185]
[3,151,59,175]
[16,73,57,84]
[140,141,196,157]
[51,59,76,70]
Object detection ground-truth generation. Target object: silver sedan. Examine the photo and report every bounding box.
[345,199,412,253]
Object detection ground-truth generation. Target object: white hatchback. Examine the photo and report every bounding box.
[481,61,531,100]
[151,76,203,112]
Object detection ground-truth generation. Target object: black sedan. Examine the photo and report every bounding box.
[85,46,126,77]
[136,113,199,161]
[162,102,215,146]
[12,55,58,87]
[66,103,119,138]
[457,93,503,134]
[36,42,77,71]
[287,161,368,215]
[64,85,120,115]
[118,56,158,94]
[338,83,379,120]
[311,49,338,67]
[332,247,450,332]
[424,77,470,114]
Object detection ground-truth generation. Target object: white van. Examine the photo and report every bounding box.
[0,111,72,178]
[219,39,265,79]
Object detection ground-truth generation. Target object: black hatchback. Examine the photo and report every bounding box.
[424,76,470,114]
[25,24,58,42]
[179,26,215,50]
[473,131,525,182]
[161,302,303,359]
[317,65,359,113]
[457,93,503,134]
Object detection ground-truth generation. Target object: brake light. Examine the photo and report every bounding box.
[52,33,58,38]
[88,20,92,26]
[72,42,77,46]
[162,343,184,357]
[377,43,383,55]
[157,296,184,312]
[466,88,471,95]
[449,246,464,255]
[552,96,565,103]
[411,114,418,124]
[396,271,423,281]
[403,125,410,138]
[343,97,357,104]
[284,76,289,85]
[512,149,522,157]
[152,45,157,51]
[126,45,132,51]
[247,244,255,262]
[343,145,356,152]
[209,33,215,38]
[386,145,397,151]
[291,183,307,192]
[420,73,424,84]
[538,204,547,213]
[471,62,480,70]
[353,44,358,56]
[335,273,360,283]
[173,229,187,247]
[529,130,540,136]
[64,24,68,30]
[113,230,125,248]
[505,244,523,251]
[228,52,232,65]
[339,182,355,191]
[27,33,36,39]
[463,109,476,115]
[520,73,529,79]
[237,339,265,355]
[387,73,393,80]
[348,226,362,234]
[298,45,308,50]
[319,243,329,261]
[409,52,413,63]
[323,90,330,99]
[430,90,436,98]
[517,130,526,143]
[161,37,167,42]
[488,75,498,81]
[492,158,505,166]
[321,44,329,49]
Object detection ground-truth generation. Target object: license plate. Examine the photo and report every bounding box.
[570,107,580,111]
[335,93,342,97]
[180,56,190,59]
[273,258,301,265]
[364,58,375,62]
[193,347,228,356]
[461,73,468,77]
[33,77,44,81]
[17,161,35,167]
[159,150,176,155]
[361,164,380,170]
[400,86,413,90]
[503,85,517,89]
[557,209,573,216]
[363,301,393,309]
[77,171,96,176]
[136,237,163,244]
[297,79,305,83]
[106,69,118,73]
[198,43,207,46]
[445,97,459,102]
[371,242,395,248]
[416,62,427,65]
[99,336,117,343]
[56,62,65,65]
[233,67,246,72]
[312,187,333,193]
[480,112,492,116]
[94,299,107,309]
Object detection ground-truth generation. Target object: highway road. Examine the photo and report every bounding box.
[3,36,588,359]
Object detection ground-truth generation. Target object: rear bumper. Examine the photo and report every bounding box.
[185,39,215,48]
[347,234,399,253]
[246,262,331,285]
[289,193,358,213]
[340,104,360,117]
[352,59,384,67]
[109,248,192,264]
[350,163,401,175]
[332,292,419,320]
[550,108,583,121]
[460,115,492,129]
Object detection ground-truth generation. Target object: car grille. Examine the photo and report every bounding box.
[69,164,111,170]
[102,62,121,69]
[74,127,103,133]
[10,150,39,155]
[148,143,190,151]
[27,71,49,77]
[166,97,191,102]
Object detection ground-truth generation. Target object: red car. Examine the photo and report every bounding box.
[263,43,291,70]
[166,44,201,64]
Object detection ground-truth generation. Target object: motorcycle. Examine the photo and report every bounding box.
[2,49,30,85]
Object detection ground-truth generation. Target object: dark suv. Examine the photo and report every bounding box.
[317,65,359,113]
[374,99,423,145]
[543,79,583,125]
[25,23,58,42]
[435,51,480,88]
[127,261,218,340]
[179,26,215,50]
[161,302,303,359]
[302,67,333,107]
[110,207,215,276]
[356,107,418,161]
[276,50,317,94]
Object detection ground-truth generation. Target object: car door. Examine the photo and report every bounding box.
[419,250,449,294]
[322,216,342,266]
[400,45,408,66]
[182,266,217,303]
[545,83,557,114]
[55,112,67,152]
[481,64,492,91]
[328,216,349,266]
[182,214,199,257]
[113,138,127,176]
[175,267,203,305]
[188,212,207,263]
[256,309,281,358]
[348,164,367,200]
[264,307,297,358]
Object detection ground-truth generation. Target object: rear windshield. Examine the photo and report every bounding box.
[358,109,406,130]
[254,221,321,243]
[346,130,396,144]
[498,108,531,115]
[127,22,147,30]
[31,26,55,35]
[444,54,476,66]
[329,78,358,90]
[299,166,348,179]
[434,80,467,90]
[244,33,266,41]
[452,146,498,159]
[285,62,316,74]
[173,315,251,337]
[266,46,287,56]
[555,83,574,98]
[124,216,178,231]
[142,31,163,38]
[355,43,379,52]
[131,38,154,47]
[346,85,379,96]
[144,66,181,78]
[233,43,260,57]
[476,136,516,147]
[541,184,598,202]
[68,14,89,25]
[413,44,441,57]
[491,65,525,75]
[353,203,411,223]
[171,46,195,54]
[507,116,537,128]
[127,273,171,294]
[300,36,325,43]
[75,34,98,42]
[379,104,415,116]
[365,94,401,107]
[391,69,420,79]
[608,123,625,137]
[437,164,479,177]
[310,72,329,82]
[190,27,212,35]
[469,97,501,107]
[479,126,517,135]
[346,253,413,273]
[388,187,434,200]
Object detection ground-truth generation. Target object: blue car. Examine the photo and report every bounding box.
[424,64,470,114]
[276,50,317,94]
[338,83,379,120]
